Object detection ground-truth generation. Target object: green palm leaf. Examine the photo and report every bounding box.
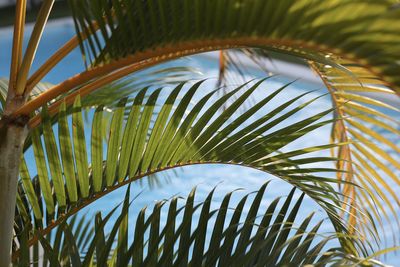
[68,0,400,93]
[16,183,383,266]
[14,80,366,257]
[16,182,385,266]
[0,65,198,151]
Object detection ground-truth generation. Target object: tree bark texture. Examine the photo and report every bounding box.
[0,94,29,267]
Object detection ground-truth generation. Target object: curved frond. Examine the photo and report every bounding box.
[67,0,400,93]
[14,80,367,256]
[26,65,201,128]
[307,61,400,243]
[12,1,400,118]
[15,183,363,266]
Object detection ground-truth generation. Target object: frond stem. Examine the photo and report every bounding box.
[15,0,55,95]
[12,37,395,118]
[14,161,285,258]
[309,61,356,216]
[27,59,161,128]
[25,24,99,93]
[8,0,27,95]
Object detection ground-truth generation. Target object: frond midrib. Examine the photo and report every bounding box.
[18,160,328,253]
[15,35,397,122]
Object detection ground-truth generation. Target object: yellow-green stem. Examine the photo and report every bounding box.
[8,0,26,95]
[15,0,55,96]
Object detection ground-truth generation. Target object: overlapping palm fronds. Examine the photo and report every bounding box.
[7,64,200,128]
[15,183,371,266]
[14,81,369,259]
[2,0,400,265]
[28,1,399,243]
[17,213,94,267]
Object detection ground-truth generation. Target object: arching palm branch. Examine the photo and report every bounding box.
[19,184,391,266]
[13,82,356,241]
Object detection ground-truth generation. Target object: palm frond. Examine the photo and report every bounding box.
[309,61,400,244]
[14,80,367,257]
[25,64,201,128]
[15,183,365,266]
[80,66,202,110]
[16,213,94,266]
[215,49,400,246]
[8,64,199,151]
[67,0,400,94]
[15,1,400,121]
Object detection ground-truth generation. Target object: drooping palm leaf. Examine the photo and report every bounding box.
[215,48,400,245]
[309,61,400,242]
[14,80,367,257]
[15,183,365,266]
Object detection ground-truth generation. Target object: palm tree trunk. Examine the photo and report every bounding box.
[0,97,28,267]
